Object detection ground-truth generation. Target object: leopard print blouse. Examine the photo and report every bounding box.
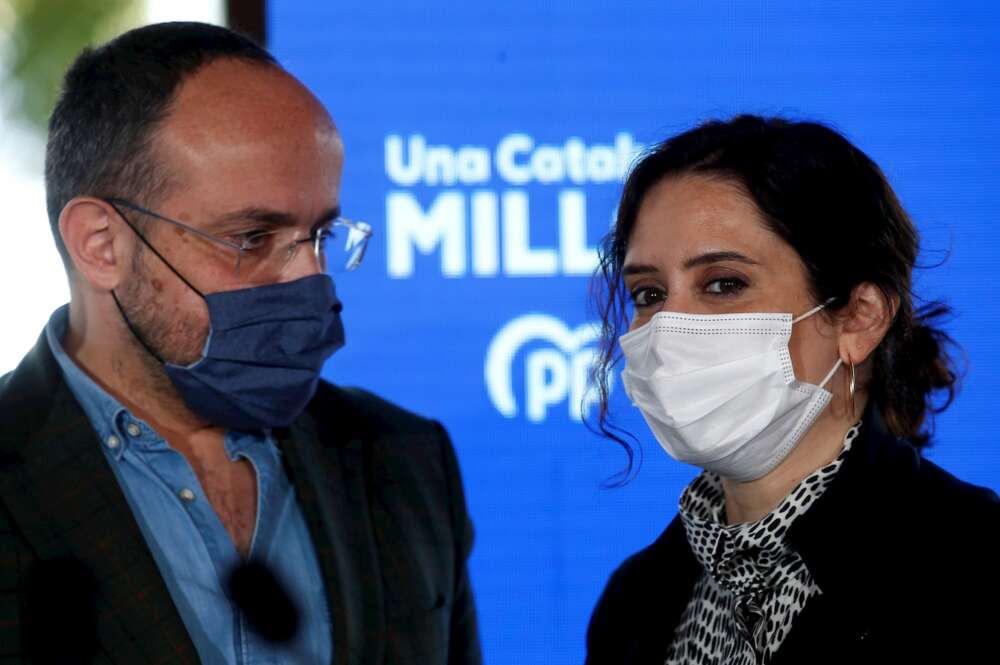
[664,422,862,664]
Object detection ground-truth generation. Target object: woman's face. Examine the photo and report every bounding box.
[622,173,842,386]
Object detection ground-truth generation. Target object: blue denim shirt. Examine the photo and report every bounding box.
[45,305,333,665]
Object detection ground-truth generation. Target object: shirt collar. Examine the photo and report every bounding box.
[45,306,137,459]
[45,305,273,460]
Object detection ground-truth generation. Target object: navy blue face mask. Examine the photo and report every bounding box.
[111,223,345,431]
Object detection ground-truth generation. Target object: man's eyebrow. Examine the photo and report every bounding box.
[315,206,342,226]
[212,206,342,228]
[682,251,759,269]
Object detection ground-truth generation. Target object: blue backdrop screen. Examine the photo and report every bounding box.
[269,3,1000,662]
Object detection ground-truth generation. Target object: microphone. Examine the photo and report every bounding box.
[226,560,300,643]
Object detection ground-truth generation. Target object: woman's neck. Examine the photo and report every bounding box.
[720,403,861,525]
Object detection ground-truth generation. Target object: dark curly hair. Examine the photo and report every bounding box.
[590,115,960,482]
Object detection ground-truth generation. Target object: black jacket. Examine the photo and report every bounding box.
[586,415,1000,664]
[0,330,481,665]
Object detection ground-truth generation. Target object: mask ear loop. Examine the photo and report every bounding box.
[791,296,837,324]
[111,290,166,364]
[106,200,206,298]
[818,357,843,390]
[106,200,206,365]
[795,297,857,417]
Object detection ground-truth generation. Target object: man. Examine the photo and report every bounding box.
[0,22,480,665]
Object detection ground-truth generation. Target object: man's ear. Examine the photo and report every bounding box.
[58,197,133,291]
[837,282,898,366]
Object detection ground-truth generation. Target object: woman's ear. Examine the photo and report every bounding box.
[58,197,131,291]
[837,282,898,365]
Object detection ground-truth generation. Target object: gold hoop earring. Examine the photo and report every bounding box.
[848,359,856,419]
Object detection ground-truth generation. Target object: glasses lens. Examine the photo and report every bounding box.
[235,220,372,279]
[326,220,372,272]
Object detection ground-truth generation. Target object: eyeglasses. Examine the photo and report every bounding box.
[105,198,373,281]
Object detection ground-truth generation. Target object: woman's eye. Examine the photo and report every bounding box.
[705,277,747,295]
[630,286,666,307]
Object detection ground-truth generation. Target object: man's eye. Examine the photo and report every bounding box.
[236,231,274,251]
[630,287,666,308]
[705,277,748,295]
[314,227,335,249]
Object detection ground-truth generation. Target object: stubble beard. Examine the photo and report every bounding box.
[115,248,211,423]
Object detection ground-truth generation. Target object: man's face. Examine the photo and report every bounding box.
[117,59,344,366]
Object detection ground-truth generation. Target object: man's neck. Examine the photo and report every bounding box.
[63,300,220,442]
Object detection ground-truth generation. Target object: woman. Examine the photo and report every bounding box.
[585,115,1000,664]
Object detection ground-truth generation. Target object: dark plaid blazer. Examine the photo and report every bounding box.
[0,330,481,665]
[585,412,1000,664]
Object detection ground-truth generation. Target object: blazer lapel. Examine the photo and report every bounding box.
[277,394,386,665]
[785,413,924,651]
[0,332,199,663]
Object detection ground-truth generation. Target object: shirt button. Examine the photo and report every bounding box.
[178,488,196,503]
[105,435,121,449]
[126,423,141,437]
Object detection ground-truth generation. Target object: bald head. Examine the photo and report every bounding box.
[154,58,341,212]
[170,58,335,141]
[130,58,345,273]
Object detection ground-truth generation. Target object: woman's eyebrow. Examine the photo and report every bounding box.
[622,263,659,276]
[682,251,759,269]
[623,251,759,276]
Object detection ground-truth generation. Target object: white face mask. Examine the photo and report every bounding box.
[619,302,841,482]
